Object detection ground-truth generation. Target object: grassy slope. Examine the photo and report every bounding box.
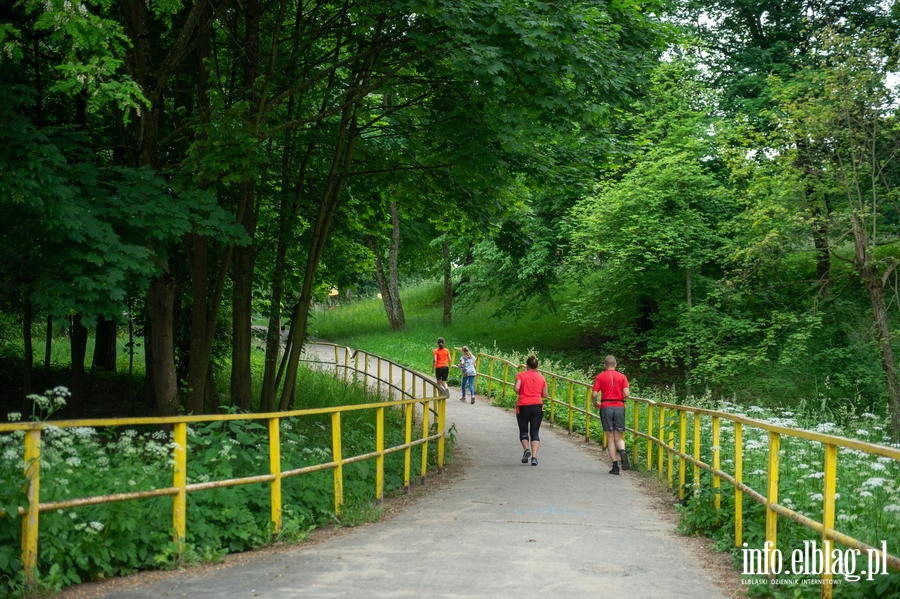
[309,282,595,376]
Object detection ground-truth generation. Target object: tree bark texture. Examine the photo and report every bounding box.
[442,241,452,326]
[92,318,117,373]
[147,274,179,417]
[278,82,366,411]
[851,214,900,441]
[70,315,88,416]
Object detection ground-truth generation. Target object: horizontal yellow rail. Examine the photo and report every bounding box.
[468,351,900,597]
[3,343,447,586]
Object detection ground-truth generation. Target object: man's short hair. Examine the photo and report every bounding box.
[604,355,617,367]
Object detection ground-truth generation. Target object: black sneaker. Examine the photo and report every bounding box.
[619,449,630,471]
[609,465,620,475]
[522,449,531,463]
[531,457,538,466]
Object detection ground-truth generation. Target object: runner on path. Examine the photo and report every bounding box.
[514,355,549,466]
[592,355,631,475]
[433,337,451,395]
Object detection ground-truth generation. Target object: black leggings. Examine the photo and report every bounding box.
[516,404,543,442]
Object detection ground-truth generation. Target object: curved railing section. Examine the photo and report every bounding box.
[462,349,900,597]
[1,342,447,585]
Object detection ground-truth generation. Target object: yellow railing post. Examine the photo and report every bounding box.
[377,358,382,395]
[693,413,701,497]
[487,358,494,398]
[403,403,412,491]
[420,401,429,481]
[173,422,187,554]
[501,363,509,401]
[402,368,406,397]
[667,421,674,490]
[332,412,344,515]
[22,428,41,585]
[765,431,781,573]
[712,416,721,510]
[343,347,349,382]
[735,422,743,547]
[822,443,838,598]
[567,382,574,432]
[376,407,385,500]
[334,345,340,378]
[658,407,665,475]
[584,387,592,442]
[549,377,557,424]
[355,349,360,384]
[474,355,481,392]
[389,362,395,399]
[412,374,416,398]
[633,402,640,467]
[269,417,282,534]
[679,411,687,501]
[437,398,445,471]
[646,404,654,471]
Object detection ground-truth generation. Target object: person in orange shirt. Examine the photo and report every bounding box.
[432,337,451,394]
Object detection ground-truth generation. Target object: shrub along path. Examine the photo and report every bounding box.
[94,344,729,599]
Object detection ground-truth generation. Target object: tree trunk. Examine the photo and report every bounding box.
[851,214,900,441]
[185,232,210,414]
[684,264,692,399]
[147,274,179,417]
[386,201,406,331]
[206,361,220,414]
[279,96,364,411]
[92,318,117,373]
[810,193,831,300]
[70,315,89,416]
[442,241,452,326]
[231,187,257,412]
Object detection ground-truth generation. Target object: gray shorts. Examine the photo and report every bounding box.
[600,406,625,432]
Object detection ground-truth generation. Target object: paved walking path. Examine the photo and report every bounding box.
[104,344,728,599]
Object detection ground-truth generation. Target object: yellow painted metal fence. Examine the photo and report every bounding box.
[465,351,900,598]
[1,343,447,585]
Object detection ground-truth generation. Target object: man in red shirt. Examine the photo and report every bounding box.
[591,355,630,475]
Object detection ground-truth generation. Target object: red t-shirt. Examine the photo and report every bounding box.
[433,347,450,369]
[592,369,629,408]
[516,370,546,406]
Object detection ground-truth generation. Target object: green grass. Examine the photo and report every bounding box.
[310,281,593,376]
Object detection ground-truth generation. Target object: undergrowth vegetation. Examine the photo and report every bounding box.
[0,369,445,597]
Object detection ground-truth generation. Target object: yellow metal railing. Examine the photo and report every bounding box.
[1,343,447,585]
[464,351,900,598]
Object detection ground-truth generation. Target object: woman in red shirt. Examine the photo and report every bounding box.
[514,355,549,466]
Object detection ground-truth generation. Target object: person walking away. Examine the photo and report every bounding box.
[455,346,476,404]
[514,355,549,466]
[591,355,631,475]
[433,337,451,395]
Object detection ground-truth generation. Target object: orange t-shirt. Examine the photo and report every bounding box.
[433,347,450,368]
[516,370,546,406]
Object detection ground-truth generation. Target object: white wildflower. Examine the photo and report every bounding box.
[862,412,879,419]
[856,429,870,437]
[65,456,81,467]
[860,491,873,498]
[810,493,824,501]
[863,477,887,489]
[871,462,887,472]
[884,505,900,513]
[89,521,104,531]
[807,472,825,479]
[815,422,838,433]
[128,480,137,486]
[7,412,21,422]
